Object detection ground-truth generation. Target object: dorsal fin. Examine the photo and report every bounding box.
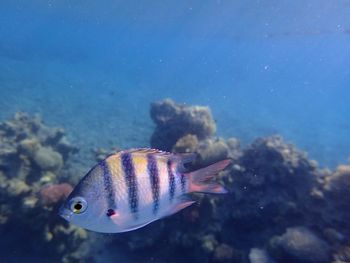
[112,148,197,171]
[123,148,173,156]
[124,149,196,163]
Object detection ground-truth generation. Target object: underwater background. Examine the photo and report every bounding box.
[0,1,349,263]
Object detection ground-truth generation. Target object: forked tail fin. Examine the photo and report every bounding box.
[187,159,231,194]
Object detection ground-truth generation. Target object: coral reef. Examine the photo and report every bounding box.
[2,101,346,263]
[173,137,233,168]
[224,135,318,228]
[249,248,276,263]
[107,99,350,263]
[151,99,241,168]
[322,162,350,231]
[0,112,90,262]
[150,99,216,151]
[269,226,331,263]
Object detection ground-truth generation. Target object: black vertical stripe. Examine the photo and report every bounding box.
[167,160,176,202]
[147,154,160,215]
[121,152,138,218]
[180,173,186,194]
[100,159,117,210]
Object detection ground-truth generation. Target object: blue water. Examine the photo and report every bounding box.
[1,0,350,169]
[1,1,350,262]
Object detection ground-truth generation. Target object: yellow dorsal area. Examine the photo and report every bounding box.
[105,154,124,180]
[105,150,169,180]
[131,153,149,179]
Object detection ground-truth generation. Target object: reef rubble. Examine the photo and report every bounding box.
[0,112,91,262]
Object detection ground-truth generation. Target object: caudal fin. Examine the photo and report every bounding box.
[187,159,231,194]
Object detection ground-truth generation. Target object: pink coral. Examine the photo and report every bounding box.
[39,183,73,206]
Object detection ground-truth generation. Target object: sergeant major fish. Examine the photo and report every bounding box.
[59,148,231,233]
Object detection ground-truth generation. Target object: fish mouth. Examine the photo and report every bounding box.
[59,205,73,221]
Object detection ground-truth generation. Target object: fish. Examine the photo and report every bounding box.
[59,148,231,233]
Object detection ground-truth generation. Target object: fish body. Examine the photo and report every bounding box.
[59,148,230,233]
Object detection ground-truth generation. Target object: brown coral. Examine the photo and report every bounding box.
[33,146,63,171]
[173,134,199,153]
[324,163,350,204]
[269,226,331,263]
[150,99,216,151]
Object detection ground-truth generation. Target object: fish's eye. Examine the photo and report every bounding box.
[69,197,87,214]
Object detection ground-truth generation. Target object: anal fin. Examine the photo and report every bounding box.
[110,214,158,233]
[165,200,196,217]
[117,221,155,233]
